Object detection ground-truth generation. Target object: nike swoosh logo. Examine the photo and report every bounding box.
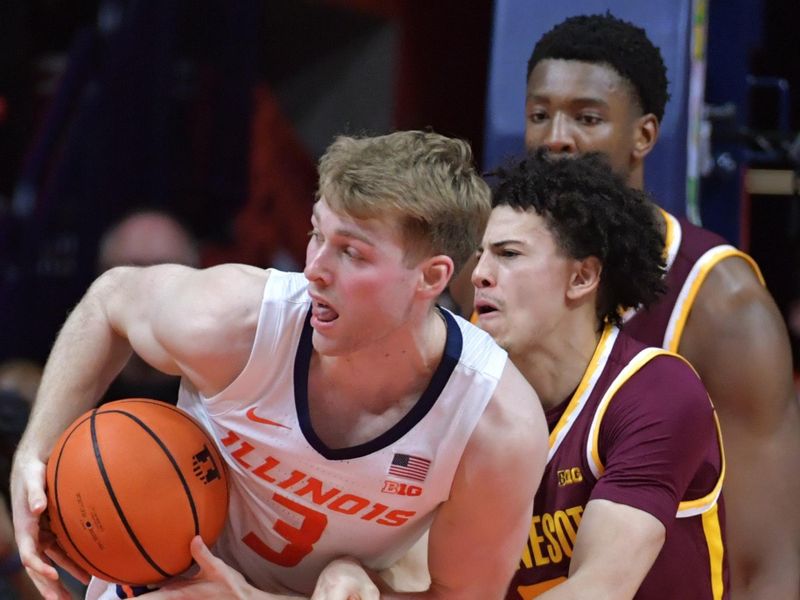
[246,407,291,429]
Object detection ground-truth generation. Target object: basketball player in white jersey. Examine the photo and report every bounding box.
[10,131,548,599]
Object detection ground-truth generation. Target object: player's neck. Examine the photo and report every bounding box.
[511,312,601,411]
[307,309,447,448]
[312,308,447,412]
[628,163,645,191]
[628,166,668,238]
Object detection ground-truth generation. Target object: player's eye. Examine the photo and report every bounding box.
[528,110,548,123]
[578,114,602,126]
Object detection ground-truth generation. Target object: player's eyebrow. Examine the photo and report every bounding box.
[526,93,611,109]
[312,202,376,247]
[488,239,525,249]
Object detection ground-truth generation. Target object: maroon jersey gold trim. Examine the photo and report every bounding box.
[509,326,727,599]
[623,211,762,351]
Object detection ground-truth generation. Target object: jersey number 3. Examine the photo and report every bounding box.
[243,492,328,567]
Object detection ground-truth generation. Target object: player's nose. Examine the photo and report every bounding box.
[541,113,576,154]
[303,244,332,286]
[472,254,495,289]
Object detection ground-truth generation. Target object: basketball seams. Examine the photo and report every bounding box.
[102,399,228,481]
[93,409,202,580]
[50,412,121,582]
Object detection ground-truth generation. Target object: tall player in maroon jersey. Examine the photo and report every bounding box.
[474,151,728,599]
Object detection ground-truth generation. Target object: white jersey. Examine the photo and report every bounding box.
[87,269,507,598]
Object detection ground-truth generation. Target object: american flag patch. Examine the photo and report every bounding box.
[388,453,431,482]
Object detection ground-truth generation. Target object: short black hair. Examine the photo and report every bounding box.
[527,13,670,122]
[491,151,666,326]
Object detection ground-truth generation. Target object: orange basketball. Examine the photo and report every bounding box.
[45,398,229,585]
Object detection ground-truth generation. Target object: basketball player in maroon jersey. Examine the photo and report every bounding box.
[475,150,727,598]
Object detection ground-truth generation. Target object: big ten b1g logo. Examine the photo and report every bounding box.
[556,467,583,487]
[192,445,223,484]
[382,481,423,496]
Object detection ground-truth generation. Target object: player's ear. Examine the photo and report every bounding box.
[633,113,659,160]
[567,256,601,301]
[418,255,454,300]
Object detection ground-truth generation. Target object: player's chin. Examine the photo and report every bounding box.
[476,311,502,334]
[479,320,511,350]
[311,329,350,357]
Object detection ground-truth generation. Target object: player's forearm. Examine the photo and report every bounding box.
[17,275,133,460]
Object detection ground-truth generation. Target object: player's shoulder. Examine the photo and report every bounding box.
[150,264,268,353]
[668,214,769,326]
[605,348,713,434]
[632,350,705,395]
[672,214,763,295]
[445,311,547,460]
[690,251,776,340]
[177,263,270,319]
[610,331,705,401]
[442,308,508,376]
[462,359,547,485]
[198,262,270,288]
[482,360,546,444]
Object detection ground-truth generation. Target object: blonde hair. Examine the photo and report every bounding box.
[317,130,490,273]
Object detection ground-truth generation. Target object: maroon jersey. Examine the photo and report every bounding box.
[508,326,728,599]
[623,211,762,351]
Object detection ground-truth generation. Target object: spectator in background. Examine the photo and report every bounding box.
[97,209,200,272]
[97,210,200,405]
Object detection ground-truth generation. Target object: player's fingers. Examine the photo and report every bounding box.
[17,526,59,581]
[313,589,379,600]
[131,586,190,600]
[43,543,91,584]
[27,484,47,515]
[21,460,49,515]
[311,559,380,600]
[23,565,73,600]
[11,489,43,545]
[348,589,380,600]
[189,536,220,575]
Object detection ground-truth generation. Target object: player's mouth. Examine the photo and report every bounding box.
[474,298,499,317]
[310,295,340,326]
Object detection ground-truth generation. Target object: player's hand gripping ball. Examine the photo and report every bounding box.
[45,398,229,585]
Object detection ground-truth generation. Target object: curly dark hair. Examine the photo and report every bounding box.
[527,13,670,122]
[491,150,666,326]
